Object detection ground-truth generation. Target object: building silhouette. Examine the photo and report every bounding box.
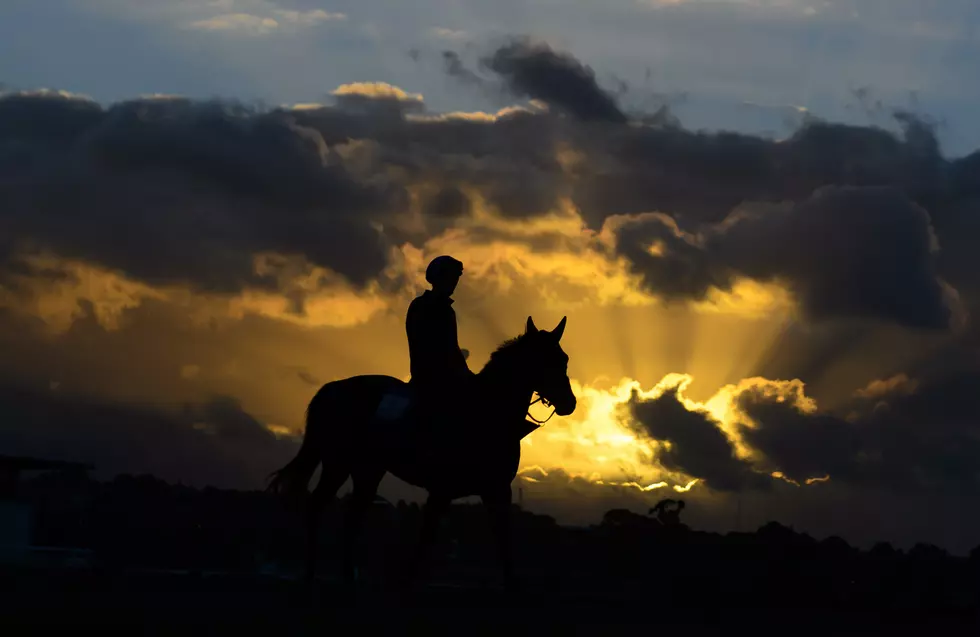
[0,455,94,567]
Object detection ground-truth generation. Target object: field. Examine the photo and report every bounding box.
[2,567,977,635]
[6,479,979,634]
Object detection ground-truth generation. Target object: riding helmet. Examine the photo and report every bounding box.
[425,255,464,284]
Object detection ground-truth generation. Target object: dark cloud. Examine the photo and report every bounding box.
[286,100,566,222]
[736,370,980,493]
[626,384,769,492]
[622,364,980,498]
[0,92,405,294]
[714,186,957,329]
[0,380,298,490]
[3,41,980,334]
[610,185,960,329]
[605,212,727,301]
[423,185,471,220]
[0,91,103,150]
[570,115,949,228]
[482,38,627,123]
[442,50,486,88]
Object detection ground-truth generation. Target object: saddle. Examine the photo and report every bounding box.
[374,386,414,423]
[372,382,541,448]
[372,379,470,438]
[372,384,418,440]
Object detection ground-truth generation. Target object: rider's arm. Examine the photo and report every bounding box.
[445,307,470,372]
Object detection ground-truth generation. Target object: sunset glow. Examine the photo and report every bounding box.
[5,0,980,553]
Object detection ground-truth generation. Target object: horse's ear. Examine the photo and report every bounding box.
[553,316,567,341]
[526,316,538,334]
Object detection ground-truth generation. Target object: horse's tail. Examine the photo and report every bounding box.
[267,402,323,501]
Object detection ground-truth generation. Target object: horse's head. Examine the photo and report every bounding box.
[522,316,577,417]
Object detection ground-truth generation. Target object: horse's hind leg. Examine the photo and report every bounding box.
[305,465,349,591]
[341,467,384,587]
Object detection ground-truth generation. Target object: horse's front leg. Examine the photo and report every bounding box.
[403,492,450,588]
[482,484,518,591]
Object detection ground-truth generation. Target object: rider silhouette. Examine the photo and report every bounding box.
[406,255,474,429]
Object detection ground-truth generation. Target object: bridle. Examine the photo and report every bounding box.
[526,394,557,425]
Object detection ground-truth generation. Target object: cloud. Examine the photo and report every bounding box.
[0,379,298,490]
[623,375,771,491]
[605,185,964,329]
[330,82,426,117]
[0,91,404,300]
[4,40,980,336]
[710,186,959,329]
[188,13,280,34]
[430,27,469,42]
[271,9,346,26]
[482,38,628,123]
[522,375,787,497]
[0,253,167,334]
[0,248,394,335]
[562,111,953,226]
[422,185,472,220]
[442,51,487,89]
[640,0,821,16]
[735,369,980,493]
[332,82,422,102]
[853,373,918,399]
[585,366,980,498]
[184,3,345,35]
[629,384,764,492]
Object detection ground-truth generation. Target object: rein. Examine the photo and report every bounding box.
[526,395,557,425]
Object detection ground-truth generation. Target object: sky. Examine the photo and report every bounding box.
[2,0,980,554]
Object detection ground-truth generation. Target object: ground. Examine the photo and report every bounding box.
[1,568,976,634]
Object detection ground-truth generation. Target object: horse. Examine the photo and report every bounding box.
[267,315,577,591]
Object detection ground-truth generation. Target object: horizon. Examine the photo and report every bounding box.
[18,464,977,558]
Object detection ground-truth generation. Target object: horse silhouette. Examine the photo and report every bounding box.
[268,316,577,591]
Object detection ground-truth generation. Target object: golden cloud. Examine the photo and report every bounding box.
[331,82,424,103]
[407,193,796,318]
[0,251,394,333]
[406,104,541,123]
[0,197,799,333]
[0,253,166,333]
[518,372,828,497]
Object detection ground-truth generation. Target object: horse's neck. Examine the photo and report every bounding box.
[478,361,533,419]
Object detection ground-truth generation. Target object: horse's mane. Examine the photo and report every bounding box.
[478,332,531,377]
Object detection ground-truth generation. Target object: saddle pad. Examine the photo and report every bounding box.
[374,391,412,423]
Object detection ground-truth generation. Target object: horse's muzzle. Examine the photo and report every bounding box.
[554,395,577,417]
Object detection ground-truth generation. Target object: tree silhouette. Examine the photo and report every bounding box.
[649,498,685,527]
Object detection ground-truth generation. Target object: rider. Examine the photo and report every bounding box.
[405,255,475,429]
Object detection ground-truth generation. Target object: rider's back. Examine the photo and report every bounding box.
[405,290,468,389]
